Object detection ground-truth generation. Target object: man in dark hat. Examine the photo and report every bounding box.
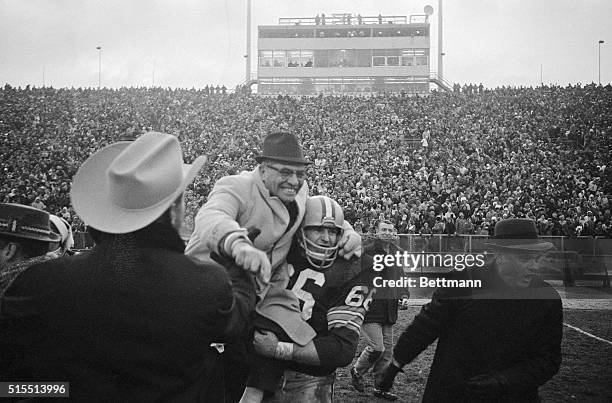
[377,218,562,402]
[0,203,61,384]
[0,203,60,298]
[186,131,362,402]
[187,131,361,277]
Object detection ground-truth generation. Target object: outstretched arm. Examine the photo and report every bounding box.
[393,287,454,365]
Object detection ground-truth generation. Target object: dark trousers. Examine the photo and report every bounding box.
[223,340,252,403]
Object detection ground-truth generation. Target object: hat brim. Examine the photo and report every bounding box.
[256,290,316,346]
[255,155,312,165]
[484,239,554,252]
[71,142,206,234]
[0,230,61,243]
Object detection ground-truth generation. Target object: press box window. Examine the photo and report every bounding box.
[301,51,313,67]
[387,56,400,66]
[373,56,386,66]
[259,51,273,68]
[273,51,286,67]
[287,51,301,67]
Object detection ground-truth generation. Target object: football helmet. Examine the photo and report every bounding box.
[298,196,344,270]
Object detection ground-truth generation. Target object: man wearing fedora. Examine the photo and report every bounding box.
[0,203,60,299]
[377,218,562,402]
[185,131,362,402]
[1,132,257,402]
[186,131,361,280]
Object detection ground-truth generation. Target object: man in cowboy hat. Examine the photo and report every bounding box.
[0,203,60,298]
[185,131,362,402]
[377,218,562,402]
[0,132,257,402]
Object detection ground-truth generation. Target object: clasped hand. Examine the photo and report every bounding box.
[252,330,279,357]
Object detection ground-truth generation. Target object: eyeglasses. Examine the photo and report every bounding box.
[266,165,307,180]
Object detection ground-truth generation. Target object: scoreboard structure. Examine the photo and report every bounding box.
[257,13,431,96]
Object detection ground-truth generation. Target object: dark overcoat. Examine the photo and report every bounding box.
[1,223,255,402]
[393,267,562,402]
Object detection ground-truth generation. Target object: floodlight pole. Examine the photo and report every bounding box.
[96,46,102,89]
[599,40,604,85]
[438,0,443,80]
[246,0,251,84]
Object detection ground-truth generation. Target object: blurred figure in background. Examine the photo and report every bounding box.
[351,220,409,401]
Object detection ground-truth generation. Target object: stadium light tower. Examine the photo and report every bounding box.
[438,0,443,80]
[96,46,102,89]
[245,0,251,85]
[599,40,604,85]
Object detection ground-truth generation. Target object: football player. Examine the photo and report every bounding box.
[241,195,376,403]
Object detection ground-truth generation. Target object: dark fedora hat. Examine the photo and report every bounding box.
[256,286,316,346]
[484,218,553,252]
[254,132,311,165]
[0,203,61,243]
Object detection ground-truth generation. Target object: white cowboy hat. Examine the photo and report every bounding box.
[71,132,206,234]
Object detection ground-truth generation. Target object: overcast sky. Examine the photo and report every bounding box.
[1,0,610,89]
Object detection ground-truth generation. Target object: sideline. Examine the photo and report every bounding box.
[406,298,612,310]
[563,323,612,347]
[562,299,612,310]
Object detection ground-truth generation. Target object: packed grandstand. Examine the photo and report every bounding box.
[1,83,611,238]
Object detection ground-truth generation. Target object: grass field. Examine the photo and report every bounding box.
[333,288,612,402]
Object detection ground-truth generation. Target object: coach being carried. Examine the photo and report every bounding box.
[185,131,362,402]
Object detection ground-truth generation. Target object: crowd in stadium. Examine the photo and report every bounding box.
[1,82,611,238]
